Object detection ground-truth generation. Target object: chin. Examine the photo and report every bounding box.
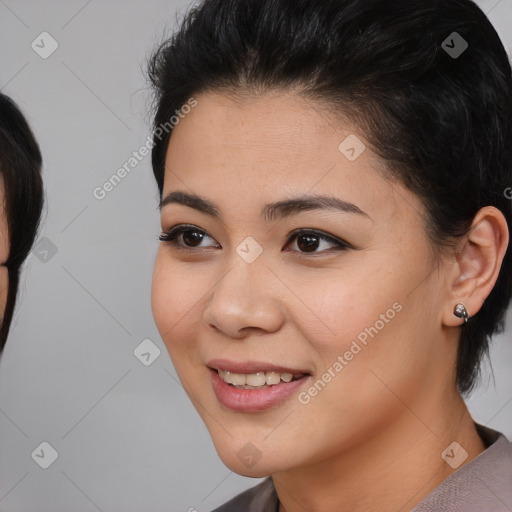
[217,453,279,478]
[210,437,295,477]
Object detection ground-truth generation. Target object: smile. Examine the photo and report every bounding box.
[217,369,306,389]
[207,360,312,411]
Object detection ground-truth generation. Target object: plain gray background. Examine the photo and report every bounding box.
[0,1,511,511]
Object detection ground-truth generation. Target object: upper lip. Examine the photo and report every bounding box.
[207,358,311,376]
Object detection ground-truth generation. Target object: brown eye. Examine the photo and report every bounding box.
[285,229,351,254]
[159,225,351,254]
[181,230,205,247]
[295,233,322,252]
[159,225,218,249]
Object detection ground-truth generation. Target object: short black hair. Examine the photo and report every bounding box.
[0,93,44,352]
[147,0,512,395]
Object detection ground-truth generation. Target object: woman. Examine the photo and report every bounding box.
[0,93,44,352]
[147,0,512,510]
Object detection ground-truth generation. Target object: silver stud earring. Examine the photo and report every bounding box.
[453,303,469,324]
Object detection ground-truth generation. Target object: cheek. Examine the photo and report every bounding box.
[151,252,205,358]
[294,258,433,403]
[283,260,395,353]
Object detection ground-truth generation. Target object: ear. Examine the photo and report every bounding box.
[442,206,509,327]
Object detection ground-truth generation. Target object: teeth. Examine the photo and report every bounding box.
[246,372,266,386]
[217,369,301,388]
[265,372,281,385]
[230,373,247,386]
[219,370,233,384]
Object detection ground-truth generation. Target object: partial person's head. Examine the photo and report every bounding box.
[0,93,44,352]
[148,0,511,476]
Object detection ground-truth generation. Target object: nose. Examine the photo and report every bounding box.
[202,256,285,339]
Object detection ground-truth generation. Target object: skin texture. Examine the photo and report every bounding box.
[151,90,508,512]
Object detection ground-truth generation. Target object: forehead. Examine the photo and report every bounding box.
[167,90,349,162]
[162,90,420,224]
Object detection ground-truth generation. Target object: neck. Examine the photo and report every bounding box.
[274,388,485,512]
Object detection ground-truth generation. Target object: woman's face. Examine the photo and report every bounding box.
[151,91,455,476]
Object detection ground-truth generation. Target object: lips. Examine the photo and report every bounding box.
[207,359,312,411]
[207,359,311,376]
[207,359,310,387]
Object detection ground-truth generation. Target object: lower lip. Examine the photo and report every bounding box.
[210,369,310,412]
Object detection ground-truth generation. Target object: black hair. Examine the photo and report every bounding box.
[0,93,44,352]
[147,0,512,395]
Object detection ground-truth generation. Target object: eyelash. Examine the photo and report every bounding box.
[158,224,352,254]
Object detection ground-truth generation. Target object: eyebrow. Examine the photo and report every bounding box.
[160,191,371,222]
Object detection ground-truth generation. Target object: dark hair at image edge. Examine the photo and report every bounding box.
[147,0,512,395]
[0,93,44,353]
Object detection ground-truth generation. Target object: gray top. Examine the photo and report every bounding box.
[211,424,512,512]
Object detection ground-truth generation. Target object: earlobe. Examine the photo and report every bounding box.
[443,206,509,327]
